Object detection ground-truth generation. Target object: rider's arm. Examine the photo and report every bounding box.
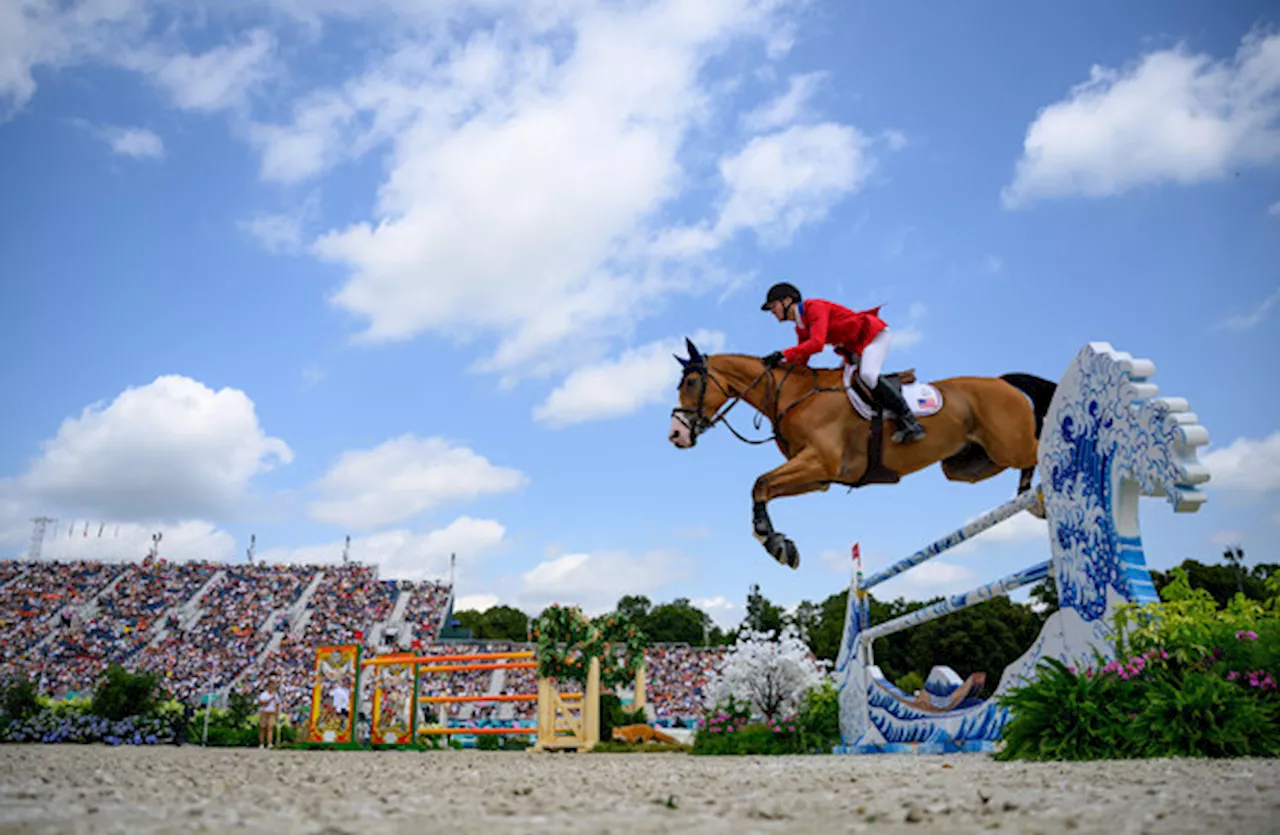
[783,302,829,365]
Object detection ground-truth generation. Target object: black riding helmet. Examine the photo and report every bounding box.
[761,282,802,310]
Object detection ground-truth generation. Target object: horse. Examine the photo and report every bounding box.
[667,338,1057,569]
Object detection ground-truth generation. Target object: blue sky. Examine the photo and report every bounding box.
[1,0,1277,628]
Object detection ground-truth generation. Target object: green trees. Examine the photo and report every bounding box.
[449,605,531,641]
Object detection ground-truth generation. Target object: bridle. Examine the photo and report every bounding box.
[671,359,842,449]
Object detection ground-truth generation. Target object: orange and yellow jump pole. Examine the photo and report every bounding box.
[418,692,580,704]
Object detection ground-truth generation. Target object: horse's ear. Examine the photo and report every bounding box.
[685,337,702,364]
[673,353,690,368]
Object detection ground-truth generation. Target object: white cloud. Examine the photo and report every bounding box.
[5,1,870,387]
[126,28,276,113]
[1,4,274,121]
[517,548,694,614]
[691,595,741,631]
[1210,530,1243,548]
[949,511,1048,556]
[741,71,827,132]
[17,375,292,520]
[1002,29,1280,208]
[238,191,321,255]
[239,213,304,254]
[33,520,237,563]
[241,0,865,382]
[1201,431,1280,492]
[712,123,871,247]
[891,327,923,350]
[257,516,508,582]
[453,593,499,612]
[881,301,926,350]
[309,434,527,528]
[874,560,978,600]
[1269,200,1280,215]
[1220,287,1280,331]
[533,329,725,427]
[0,0,150,120]
[819,547,864,574]
[103,126,164,159]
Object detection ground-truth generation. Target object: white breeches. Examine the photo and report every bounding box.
[856,329,891,389]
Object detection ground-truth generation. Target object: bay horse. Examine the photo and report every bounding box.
[667,338,1057,570]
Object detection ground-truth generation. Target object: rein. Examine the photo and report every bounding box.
[672,360,845,449]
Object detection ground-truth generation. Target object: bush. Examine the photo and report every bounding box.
[191,707,299,747]
[1,677,40,722]
[1,700,174,745]
[1132,671,1279,758]
[995,656,1146,760]
[894,671,925,699]
[794,678,841,753]
[91,665,159,721]
[227,690,256,726]
[995,568,1280,761]
[599,692,648,742]
[692,680,841,756]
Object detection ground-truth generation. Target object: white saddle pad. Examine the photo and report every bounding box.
[843,364,945,421]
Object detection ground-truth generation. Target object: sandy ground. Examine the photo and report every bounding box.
[1,745,1277,834]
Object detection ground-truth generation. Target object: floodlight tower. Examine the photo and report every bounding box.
[28,516,56,561]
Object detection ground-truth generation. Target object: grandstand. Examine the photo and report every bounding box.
[0,558,724,727]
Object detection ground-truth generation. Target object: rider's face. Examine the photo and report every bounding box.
[767,300,786,321]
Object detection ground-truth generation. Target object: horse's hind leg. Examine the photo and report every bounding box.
[940,443,1003,483]
[967,384,1046,516]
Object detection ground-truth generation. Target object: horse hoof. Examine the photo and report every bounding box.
[765,534,800,569]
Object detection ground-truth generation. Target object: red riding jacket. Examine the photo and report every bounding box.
[782,298,887,366]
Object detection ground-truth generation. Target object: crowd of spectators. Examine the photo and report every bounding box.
[0,560,116,662]
[35,559,219,696]
[401,581,452,643]
[1,558,733,724]
[645,645,729,720]
[241,564,399,716]
[132,564,317,701]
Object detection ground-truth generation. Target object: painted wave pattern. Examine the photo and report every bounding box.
[835,343,1210,753]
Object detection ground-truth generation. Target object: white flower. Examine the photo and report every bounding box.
[702,626,828,721]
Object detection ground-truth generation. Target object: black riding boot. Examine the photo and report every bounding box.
[870,378,927,443]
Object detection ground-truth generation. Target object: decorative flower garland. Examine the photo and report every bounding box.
[533,604,648,690]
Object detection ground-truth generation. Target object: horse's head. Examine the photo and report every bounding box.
[669,337,730,448]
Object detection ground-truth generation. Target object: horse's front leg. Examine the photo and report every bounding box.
[752,451,832,569]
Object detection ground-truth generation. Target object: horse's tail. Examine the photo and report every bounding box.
[999,373,1057,440]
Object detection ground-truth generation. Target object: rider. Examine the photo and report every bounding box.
[760,282,926,443]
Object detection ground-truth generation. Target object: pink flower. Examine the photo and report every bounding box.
[1236,630,1259,641]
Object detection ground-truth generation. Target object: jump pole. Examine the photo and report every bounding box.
[834,342,1211,754]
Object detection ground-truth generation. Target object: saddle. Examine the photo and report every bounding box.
[844,368,917,488]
